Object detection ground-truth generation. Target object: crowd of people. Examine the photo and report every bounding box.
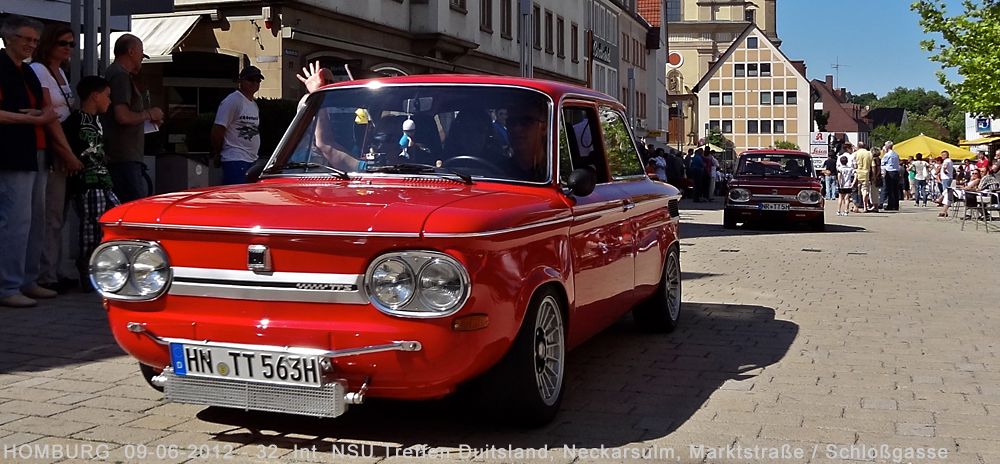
[644,145,728,201]
[826,141,1000,217]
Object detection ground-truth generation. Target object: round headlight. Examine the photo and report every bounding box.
[131,248,169,295]
[418,259,465,311]
[798,190,821,204]
[729,188,751,202]
[91,246,130,293]
[368,258,415,309]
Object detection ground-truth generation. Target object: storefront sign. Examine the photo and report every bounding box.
[591,37,617,65]
[111,0,174,15]
[977,118,992,133]
[810,132,830,145]
[809,145,829,157]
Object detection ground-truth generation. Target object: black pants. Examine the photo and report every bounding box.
[885,171,901,210]
[691,169,704,200]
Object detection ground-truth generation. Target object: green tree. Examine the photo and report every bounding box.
[848,92,879,108]
[774,140,799,150]
[706,128,726,148]
[912,0,1000,118]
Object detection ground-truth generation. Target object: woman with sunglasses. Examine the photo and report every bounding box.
[30,24,84,294]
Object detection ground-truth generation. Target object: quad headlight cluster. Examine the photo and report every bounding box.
[89,241,171,301]
[365,251,470,317]
[728,188,751,202]
[797,190,823,204]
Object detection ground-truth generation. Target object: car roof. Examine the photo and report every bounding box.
[739,149,811,157]
[319,74,620,106]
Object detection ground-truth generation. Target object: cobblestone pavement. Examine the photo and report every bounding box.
[1,199,999,463]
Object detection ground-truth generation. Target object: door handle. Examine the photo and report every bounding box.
[622,199,635,212]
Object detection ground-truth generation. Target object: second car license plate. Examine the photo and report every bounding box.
[169,343,322,387]
[759,203,790,211]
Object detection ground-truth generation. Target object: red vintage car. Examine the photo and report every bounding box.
[724,149,825,231]
[91,75,682,426]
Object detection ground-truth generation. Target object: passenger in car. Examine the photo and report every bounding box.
[506,99,549,182]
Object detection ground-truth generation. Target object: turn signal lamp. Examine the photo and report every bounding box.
[453,314,489,331]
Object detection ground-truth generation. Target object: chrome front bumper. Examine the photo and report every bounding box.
[160,367,351,418]
[725,204,823,211]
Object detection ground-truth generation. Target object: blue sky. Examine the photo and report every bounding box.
[776,0,953,98]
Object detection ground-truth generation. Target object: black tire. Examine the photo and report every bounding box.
[139,363,164,392]
[810,214,825,232]
[723,210,737,229]
[479,288,566,427]
[633,246,682,333]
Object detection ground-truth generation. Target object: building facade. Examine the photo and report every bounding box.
[664,0,781,150]
[694,25,811,152]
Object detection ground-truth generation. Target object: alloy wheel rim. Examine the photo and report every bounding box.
[665,252,681,320]
[533,295,564,406]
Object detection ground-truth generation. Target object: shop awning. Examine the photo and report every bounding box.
[83,14,201,63]
[958,136,1000,146]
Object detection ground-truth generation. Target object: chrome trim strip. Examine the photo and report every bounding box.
[114,222,421,238]
[126,323,422,357]
[168,267,368,304]
[423,216,573,238]
[751,194,798,201]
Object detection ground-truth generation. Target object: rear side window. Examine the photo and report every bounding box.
[599,106,644,179]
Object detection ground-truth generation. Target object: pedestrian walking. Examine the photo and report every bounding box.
[937,151,954,217]
[836,155,856,216]
[689,148,705,203]
[705,150,718,201]
[212,66,263,184]
[904,157,915,201]
[911,153,930,206]
[102,34,163,203]
[0,15,61,307]
[63,76,120,291]
[31,23,85,293]
[881,141,901,210]
[650,148,667,181]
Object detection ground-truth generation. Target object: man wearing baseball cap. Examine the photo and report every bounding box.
[211,66,263,184]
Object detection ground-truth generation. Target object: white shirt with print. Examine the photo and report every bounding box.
[214,91,260,163]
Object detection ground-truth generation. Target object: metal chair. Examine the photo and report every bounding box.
[982,191,1000,232]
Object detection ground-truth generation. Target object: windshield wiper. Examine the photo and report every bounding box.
[264,162,350,180]
[366,163,474,185]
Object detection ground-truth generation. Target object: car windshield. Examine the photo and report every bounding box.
[737,153,813,177]
[268,84,552,183]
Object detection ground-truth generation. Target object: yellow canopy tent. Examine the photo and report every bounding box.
[700,143,724,153]
[891,134,977,161]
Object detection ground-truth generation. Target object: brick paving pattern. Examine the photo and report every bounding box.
[1,201,998,463]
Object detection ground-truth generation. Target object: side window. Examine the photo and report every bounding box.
[599,106,644,179]
[560,106,610,184]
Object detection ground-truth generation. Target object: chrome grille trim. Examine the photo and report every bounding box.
[163,368,348,418]
[169,267,368,304]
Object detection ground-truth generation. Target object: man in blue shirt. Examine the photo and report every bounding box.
[881,141,901,210]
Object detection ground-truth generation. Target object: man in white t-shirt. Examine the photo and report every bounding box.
[212,66,262,184]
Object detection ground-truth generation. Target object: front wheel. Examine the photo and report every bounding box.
[810,214,825,232]
[478,288,566,427]
[633,246,682,332]
[723,210,737,229]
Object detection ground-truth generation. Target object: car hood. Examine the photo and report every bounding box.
[104,179,497,235]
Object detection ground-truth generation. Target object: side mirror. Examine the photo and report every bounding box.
[565,168,596,197]
[246,160,267,183]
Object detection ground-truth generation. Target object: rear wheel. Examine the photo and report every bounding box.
[633,246,682,333]
[479,288,565,427]
[810,214,825,232]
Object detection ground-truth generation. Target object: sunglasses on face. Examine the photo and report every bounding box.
[244,77,263,83]
[57,40,76,48]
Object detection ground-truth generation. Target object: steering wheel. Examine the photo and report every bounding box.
[442,155,505,175]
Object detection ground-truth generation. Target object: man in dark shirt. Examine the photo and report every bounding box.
[505,98,549,182]
[823,153,839,199]
[101,34,163,203]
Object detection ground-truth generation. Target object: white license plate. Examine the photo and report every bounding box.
[169,343,322,387]
[759,203,790,211]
